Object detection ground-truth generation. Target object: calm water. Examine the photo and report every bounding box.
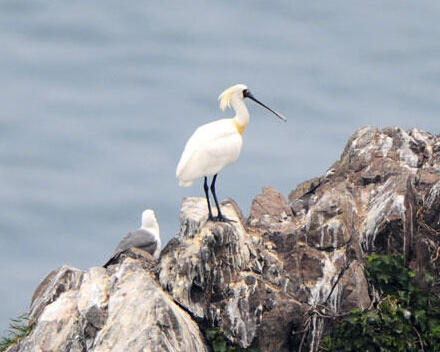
[1,0,440,332]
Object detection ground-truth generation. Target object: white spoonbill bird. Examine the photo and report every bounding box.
[176,84,286,222]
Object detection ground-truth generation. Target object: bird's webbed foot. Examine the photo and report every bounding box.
[212,214,236,223]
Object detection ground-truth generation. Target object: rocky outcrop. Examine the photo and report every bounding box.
[8,251,209,352]
[8,126,440,352]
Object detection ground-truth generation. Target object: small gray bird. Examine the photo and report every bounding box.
[104,209,161,267]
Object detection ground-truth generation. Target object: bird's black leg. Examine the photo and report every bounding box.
[204,177,214,220]
[210,174,235,222]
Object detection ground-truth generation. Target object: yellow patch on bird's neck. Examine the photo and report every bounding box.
[234,120,246,135]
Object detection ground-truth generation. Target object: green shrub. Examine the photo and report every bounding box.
[321,254,440,351]
[204,327,260,352]
[0,314,34,352]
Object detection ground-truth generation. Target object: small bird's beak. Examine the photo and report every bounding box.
[244,90,287,121]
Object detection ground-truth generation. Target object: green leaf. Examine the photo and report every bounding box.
[424,271,435,282]
[205,327,219,341]
[213,338,227,352]
[431,324,440,338]
[0,313,34,351]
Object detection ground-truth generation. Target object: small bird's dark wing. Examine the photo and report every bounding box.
[112,229,158,256]
[103,229,158,268]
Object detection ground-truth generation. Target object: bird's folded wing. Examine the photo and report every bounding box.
[177,119,236,176]
[104,229,158,267]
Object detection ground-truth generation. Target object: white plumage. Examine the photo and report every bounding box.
[176,119,242,186]
[176,83,286,221]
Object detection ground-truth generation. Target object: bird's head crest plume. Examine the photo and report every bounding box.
[218,84,248,111]
[141,209,160,235]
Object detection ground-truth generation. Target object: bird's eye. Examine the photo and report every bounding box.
[243,89,250,98]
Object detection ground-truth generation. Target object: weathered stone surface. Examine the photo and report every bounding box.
[77,267,110,347]
[159,197,342,351]
[422,180,440,230]
[249,186,293,225]
[12,257,208,352]
[158,127,440,352]
[29,264,84,324]
[159,198,258,346]
[9,126,440,352]
[92,258,208,352]
[338,260,371,311]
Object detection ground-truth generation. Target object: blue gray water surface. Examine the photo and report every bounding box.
[1,0,440,332]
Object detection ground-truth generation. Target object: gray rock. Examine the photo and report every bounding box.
[92,258,208,352]
[159,127,440,352]
[12,256,208,352]
[9,126,440,352]
[29,265,84,324]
